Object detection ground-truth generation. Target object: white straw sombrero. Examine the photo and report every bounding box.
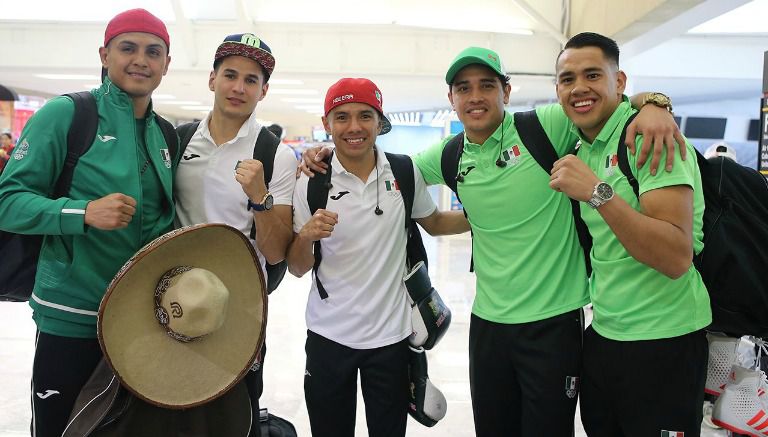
[97,223,267,409]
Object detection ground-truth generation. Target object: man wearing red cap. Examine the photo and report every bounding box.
[0,9,174,436]
[287,78,468,437]
[174,32,297,437]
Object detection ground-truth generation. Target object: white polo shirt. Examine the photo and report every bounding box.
[175,110,298,273]
[293,148,437,349]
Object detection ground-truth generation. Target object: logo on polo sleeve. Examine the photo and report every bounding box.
[13,139,30,160]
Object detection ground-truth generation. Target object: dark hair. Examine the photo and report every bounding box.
[266,124,283,139]
[559,32,620,67]
[213,57,271,83]
[1,133,11,141]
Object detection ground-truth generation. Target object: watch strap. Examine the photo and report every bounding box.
[247,198,266,211]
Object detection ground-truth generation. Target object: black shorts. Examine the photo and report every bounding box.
[469,309,584,437]
[580,326,707,437]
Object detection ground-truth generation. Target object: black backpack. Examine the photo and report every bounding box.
[616,113,768,337]
[259,408,298,437]
[0,91,178,302]
[306,151,428,299]
[439,110,591,274]
[177,122,287,294]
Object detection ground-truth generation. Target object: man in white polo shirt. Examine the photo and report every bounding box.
[287,78,469,437]
[173,33,296,437]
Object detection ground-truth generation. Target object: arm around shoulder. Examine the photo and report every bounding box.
[415,209,470,236]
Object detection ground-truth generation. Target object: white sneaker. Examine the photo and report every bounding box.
[706,333,760,396]
[712,365,768,436]
[707,333,741,396]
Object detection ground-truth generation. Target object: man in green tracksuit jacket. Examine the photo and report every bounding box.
[0,9,174,437]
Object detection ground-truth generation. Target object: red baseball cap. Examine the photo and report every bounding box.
[324,78,392,135]
[104,9,170,51]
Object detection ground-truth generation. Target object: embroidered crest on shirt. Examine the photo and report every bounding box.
[384,179,402,197]
[13,139,29,160]
[385,179,399,190]
[604,153,618,177]
[160,148,171,168]
[500,145,522,167]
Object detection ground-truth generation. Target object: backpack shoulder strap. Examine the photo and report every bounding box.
[385,152,428,268]
[253,127,281,186]
[513,109,559,173]
[307,153,333,216]
[616,112,641,198]
[176,121,200,160]
[306,153,334,300]
[384,152,414,229]
[440,132,464,199]
[515,109,593,274]
[56,91,98,198]
[248,127,282,240]
[155,115,179,163]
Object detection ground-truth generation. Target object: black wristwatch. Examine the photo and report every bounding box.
[247,192,274,211]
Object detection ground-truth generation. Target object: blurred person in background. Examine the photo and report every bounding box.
[0,132,14,173]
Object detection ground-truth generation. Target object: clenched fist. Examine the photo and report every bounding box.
[85,193,137,230]
[549,155,600,201]
[299,209,338,242]
[235,159,267,202]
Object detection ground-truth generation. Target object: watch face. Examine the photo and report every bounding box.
[264,194,274,210]
[596,182,614,200]
[647,93,672,110]
[652,94,669,105]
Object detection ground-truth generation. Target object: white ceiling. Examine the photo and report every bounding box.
[1,0,766,136]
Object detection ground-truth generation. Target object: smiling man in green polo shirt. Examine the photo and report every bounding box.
[550,32,710,436]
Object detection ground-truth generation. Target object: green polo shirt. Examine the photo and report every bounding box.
[575,98,711,341]
[414,104,589,323]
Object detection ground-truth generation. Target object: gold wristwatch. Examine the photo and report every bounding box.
[642,92,673,114]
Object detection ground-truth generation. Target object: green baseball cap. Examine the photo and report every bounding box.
[445,47,505,85]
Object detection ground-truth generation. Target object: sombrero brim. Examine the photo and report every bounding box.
[98,223,267,409]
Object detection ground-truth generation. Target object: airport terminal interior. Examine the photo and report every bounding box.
[1,0,767,435]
